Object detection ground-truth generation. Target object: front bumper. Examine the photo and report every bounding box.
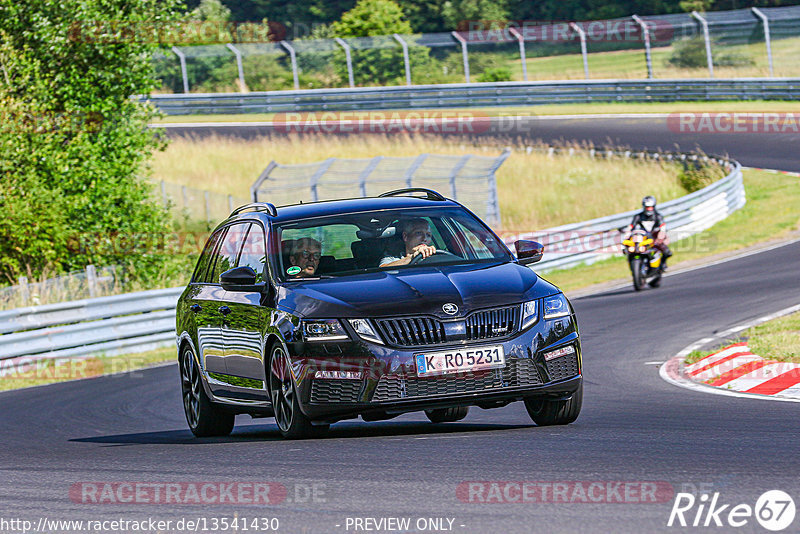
[288,312,582,422]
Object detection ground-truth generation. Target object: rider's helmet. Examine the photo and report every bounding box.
[641,196,656,220]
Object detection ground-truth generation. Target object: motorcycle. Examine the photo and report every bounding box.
[620,228,665,291]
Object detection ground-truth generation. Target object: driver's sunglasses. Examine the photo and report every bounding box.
[299,250,321,260]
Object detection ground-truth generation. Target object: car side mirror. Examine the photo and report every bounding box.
[515,240,544,265]
[220,266,263,292]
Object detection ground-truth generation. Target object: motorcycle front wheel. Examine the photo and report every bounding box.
[630,257,645,291]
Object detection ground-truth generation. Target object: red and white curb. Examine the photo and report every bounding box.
[660,302,800,403]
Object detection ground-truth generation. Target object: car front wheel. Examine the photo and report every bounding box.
[180,346,235,437]
[524,382,582,426]
[268,342,329,440]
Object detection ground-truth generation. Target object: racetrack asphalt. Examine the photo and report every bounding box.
[1,117,799,533]
[161,114,800,172]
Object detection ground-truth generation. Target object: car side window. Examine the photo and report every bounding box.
[192,230,224,283]
[208,224,250,284]
[237,224,267,283]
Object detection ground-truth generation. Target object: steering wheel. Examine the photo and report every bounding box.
[409,249,460,265]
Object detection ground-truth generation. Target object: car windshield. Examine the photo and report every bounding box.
[274,207,511,281]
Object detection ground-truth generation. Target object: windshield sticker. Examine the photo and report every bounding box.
[287,266,302,276]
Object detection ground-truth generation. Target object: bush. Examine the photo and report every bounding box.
[678,161,726,192]
[477,66,512,83]
[0,0,186,286]
[667,36,755,69]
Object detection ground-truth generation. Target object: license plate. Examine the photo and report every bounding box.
[415,345,505,377]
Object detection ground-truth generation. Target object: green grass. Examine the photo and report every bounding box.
[746,311,800,363]
[152,100,800,124]
[508,38,800,81]
[0,347,176,392]
[683,311,800,366]
[544,168,800,293]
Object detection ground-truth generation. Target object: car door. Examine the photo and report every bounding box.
[219,222,271,401]
[189,228,228,378]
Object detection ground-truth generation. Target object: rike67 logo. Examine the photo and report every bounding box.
[668,490,796,531]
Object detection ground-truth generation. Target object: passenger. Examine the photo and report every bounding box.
[379,218,437,267]
[289,237,322,277]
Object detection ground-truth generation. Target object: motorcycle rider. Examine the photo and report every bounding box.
[627,195,672,268]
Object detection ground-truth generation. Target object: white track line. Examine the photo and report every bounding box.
[659,302,800,403]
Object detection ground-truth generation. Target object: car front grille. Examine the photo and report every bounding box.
[465,306,520,340]
[310,379,362,404]
[374,305,520,347]
[371,357,542,402]
[545,353,580,382]
[374,317,446,346]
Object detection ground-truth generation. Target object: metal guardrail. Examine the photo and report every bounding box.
[503,151,744,272]
[0,151,743,361]
[0,288,183,361]
[144,78,800,115]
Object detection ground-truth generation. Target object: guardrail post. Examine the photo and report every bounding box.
[280,40,300,90]
[310,158,336,202]
[358,156,383,197]
[449,155,472,200]
[691,11,714,78]
[751,7,774,77]
[226,43,246,91]
[160,180,168,208]
[18,276,29,307]
[334,38,355,88]
[86,265,98,298]
[404,154,429,188]
[228,195,234,214]
[451,31,470,83]
[569,23,590,79]
[181,185,188,210]
[251,161,278,202]
[204,190,211,226]
[486,148,511,228]
[393,34,412,85]
[171,46,189,93]
[508,27,528,82]
[632,15,653,79]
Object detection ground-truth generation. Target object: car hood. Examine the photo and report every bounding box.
[277,262,559,318]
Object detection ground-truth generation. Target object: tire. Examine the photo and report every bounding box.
[524,382,583,426]
[180,345,235,437]
[648,273,662,288]
[268,342,329,440]
[425,406,469,423]
[630,257,645,291]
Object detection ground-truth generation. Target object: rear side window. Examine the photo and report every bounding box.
[192,230,224,283]
[237,224,267,283]
[208,224,250,284]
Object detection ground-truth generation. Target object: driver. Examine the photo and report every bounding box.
[379,218,437,267]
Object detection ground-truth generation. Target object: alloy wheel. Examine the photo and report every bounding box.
[269,346,295,432]
[181,348,201,429]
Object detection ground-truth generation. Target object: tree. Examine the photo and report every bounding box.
[0,0,185,285]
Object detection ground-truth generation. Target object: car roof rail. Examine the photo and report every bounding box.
[378,188,447,201]
[230,202,278,217]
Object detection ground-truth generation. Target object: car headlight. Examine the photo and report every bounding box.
[520,300,538,330]
[543,294,570,319]
[348,318,384,345]
[303,319,348,342]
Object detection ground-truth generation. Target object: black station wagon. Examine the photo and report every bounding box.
[176,188,582,439]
